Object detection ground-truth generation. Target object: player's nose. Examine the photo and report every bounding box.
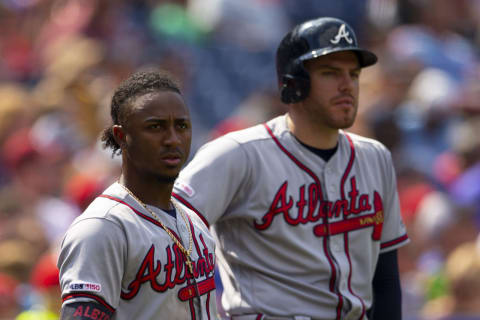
[338,73,355,93]
[163,125,182,146]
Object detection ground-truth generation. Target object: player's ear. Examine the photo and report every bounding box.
[112,125,126,148]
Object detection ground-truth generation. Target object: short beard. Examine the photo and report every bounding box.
[155,173,179,184]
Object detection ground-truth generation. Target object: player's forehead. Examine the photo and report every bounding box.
[127,90,189,121]
[304,51,360,70]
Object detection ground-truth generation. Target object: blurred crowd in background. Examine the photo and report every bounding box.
[1,0,480,319]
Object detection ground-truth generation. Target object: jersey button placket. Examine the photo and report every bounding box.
[325,167,336,197]
[329,184,336,195]
[332,240,342,252]
[176,219,188,245]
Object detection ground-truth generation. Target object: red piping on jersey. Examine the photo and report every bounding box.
[381,233,409,249]
[172,192,210,228]
[98,195,183,243]
[334,133,356,319]
[342,133,366,320]
[62,292,115,313]
[263,123,341,318]
[186,214,213,320]
[199,234,214,320]
[340,134,356,200]
[206,290,211,320]
[187,214,202,255]
[186,277,196,320]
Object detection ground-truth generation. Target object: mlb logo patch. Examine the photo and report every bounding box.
[175,181,195,197]
[70,281,101,292]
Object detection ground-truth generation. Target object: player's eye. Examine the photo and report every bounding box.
[147,123,161,129]
[350,71,360,79]
[321,70,337,76]
[177,122,190,130]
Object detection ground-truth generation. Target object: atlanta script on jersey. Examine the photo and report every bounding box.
[58,183,218,320]
[173,114,409,320]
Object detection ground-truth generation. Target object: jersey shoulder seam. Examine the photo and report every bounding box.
[344,131,386,147]
[70,200,126,231]
[223,123,277,146]
[344,131,391,157]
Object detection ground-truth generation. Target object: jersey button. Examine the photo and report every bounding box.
[332,242,342,252]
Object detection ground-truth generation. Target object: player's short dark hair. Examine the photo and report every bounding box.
[100,69,182,156]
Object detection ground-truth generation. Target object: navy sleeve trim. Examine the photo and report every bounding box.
[380,233,409,249]
[62,292,115,313]
[61,301,114,319]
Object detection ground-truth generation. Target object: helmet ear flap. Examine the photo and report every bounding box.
[280,73,310,104]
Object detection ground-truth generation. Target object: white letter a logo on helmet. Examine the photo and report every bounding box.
[330,24,353,44]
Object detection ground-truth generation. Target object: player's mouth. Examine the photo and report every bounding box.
[332,97,354,108]
[160,153,182,166]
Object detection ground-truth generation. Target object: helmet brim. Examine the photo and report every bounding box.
[298,47,378,68]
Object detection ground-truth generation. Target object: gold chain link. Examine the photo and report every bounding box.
[118,183,194,275]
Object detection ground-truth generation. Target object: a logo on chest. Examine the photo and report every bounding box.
[121,234,215,301]
[254,176,384,239]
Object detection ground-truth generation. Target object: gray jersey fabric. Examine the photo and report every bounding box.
[173,114,409,320]
[58,182,219,320]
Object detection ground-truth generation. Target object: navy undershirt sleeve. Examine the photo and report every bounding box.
[60,301,114,320]
[367,249,402,320]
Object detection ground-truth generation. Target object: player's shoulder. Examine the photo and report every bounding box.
[211,114,288,146]
[69,183,132,228]
[342,131,390,155]
[341,131,394,167]
[190,115,287,164]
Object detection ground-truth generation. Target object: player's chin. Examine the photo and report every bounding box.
[335,112,356,128]
[330,116,355,129]
[338,119,355,129]
[152,164,182,183]
[155,171,180,184]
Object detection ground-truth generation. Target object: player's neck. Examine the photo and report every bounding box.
[118,172,173,210]
[287,113,339,149]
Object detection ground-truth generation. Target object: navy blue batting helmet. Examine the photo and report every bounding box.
[276,17,378,104]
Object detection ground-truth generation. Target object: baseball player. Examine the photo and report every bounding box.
[57,70,218,320]
[173,17,409,320]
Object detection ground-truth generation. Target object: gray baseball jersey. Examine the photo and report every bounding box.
[173,114,409,320]
[58,182,218,320]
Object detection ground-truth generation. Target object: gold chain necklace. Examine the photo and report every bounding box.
[118,183,194,275]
